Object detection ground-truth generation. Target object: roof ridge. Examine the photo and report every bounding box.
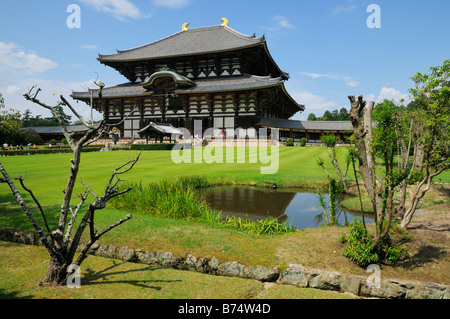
[222,25,262,41]
[98,24,263,59]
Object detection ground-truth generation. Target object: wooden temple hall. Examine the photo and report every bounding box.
[72,19,304,140]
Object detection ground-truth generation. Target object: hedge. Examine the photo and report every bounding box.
[0,146,103,156]
[130,143,191,151]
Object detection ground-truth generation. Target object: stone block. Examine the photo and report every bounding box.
[244,265,279,282]
[277,264,309,288]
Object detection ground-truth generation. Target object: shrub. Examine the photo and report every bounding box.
[321,134,336,148]
[285,138,294,147]
[130,143,191,151]
[0,146,102,156]
[340,219,409,268]
[299,137,307,147]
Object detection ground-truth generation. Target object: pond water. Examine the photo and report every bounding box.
[197,186,373,230]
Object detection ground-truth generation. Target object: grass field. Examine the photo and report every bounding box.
[0,147,449,298]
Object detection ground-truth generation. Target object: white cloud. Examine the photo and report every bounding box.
[291,90,338,116]
[333,4,357,14]
[301,72,359,87]
[376,87,409,103]
[5,85,21,94]
[273,15,296,30]
[78,0,144,20]
[0,42,58,75]
[366,93,376,102]
[152,0,191,9]
[262,15,296,40]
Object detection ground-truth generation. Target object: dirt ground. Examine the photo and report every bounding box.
[387,184,449,284]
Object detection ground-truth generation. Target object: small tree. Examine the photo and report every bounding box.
[399,60,450,228]
[23,128,43,145]
[0,83,139,286]
[317,134,350,192]
[317,178,342,225]
[345,72,448,265]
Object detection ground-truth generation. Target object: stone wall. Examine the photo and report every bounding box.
[1,228,448,299]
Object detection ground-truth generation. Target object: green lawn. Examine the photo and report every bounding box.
[1,147,449,293]
[0,241,356,299]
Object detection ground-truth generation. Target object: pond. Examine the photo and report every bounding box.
[197,186,373,230]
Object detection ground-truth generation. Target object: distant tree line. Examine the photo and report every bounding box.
[22,107,71,127]
[307,107,351,121]
[1,101,74,146]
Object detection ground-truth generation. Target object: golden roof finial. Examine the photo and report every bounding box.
[182,22,189,31]
[221,17,229,27]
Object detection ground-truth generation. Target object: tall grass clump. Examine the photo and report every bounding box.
[111,176,213,220]
[224,216,295,235]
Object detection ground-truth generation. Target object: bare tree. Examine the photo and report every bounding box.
[0,82,140,286]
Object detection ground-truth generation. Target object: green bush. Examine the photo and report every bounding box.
[285,138,294,146]
[130,143,191,151]
[0,146,102,156]
[299,137,307,147]
[340,219,409,268]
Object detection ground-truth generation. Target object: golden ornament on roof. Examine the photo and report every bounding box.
[182,22,189,31]
[221,17,229,26]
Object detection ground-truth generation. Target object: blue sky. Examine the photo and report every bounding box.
[1,0,449,121]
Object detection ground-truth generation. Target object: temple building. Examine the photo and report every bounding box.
[72,19,304,139]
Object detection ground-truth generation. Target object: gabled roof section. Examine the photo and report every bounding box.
[98,25,264,62]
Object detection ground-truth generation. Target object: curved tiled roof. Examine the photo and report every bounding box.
[259,117,352,131]
[98,25,264,62]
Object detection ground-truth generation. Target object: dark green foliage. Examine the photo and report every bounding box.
[285,138,294,146]
[299,137,307,147]
[0,146,102,156]
[308,107,351,121]
[130,143,191,150]
[22,129,43,145]
[340,219,409,268]
[321,134,336,148]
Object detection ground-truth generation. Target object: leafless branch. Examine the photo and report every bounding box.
[64,190,89,241]
[15,176,53,240]
[80,179,98,200]
[74,213,132,266]
[0,163,65,264]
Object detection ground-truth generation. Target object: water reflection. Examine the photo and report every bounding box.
[198,186,373,230]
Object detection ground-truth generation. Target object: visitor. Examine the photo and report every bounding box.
[33,144,36,149]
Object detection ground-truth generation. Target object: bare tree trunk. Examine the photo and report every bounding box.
[42,258,69,287]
